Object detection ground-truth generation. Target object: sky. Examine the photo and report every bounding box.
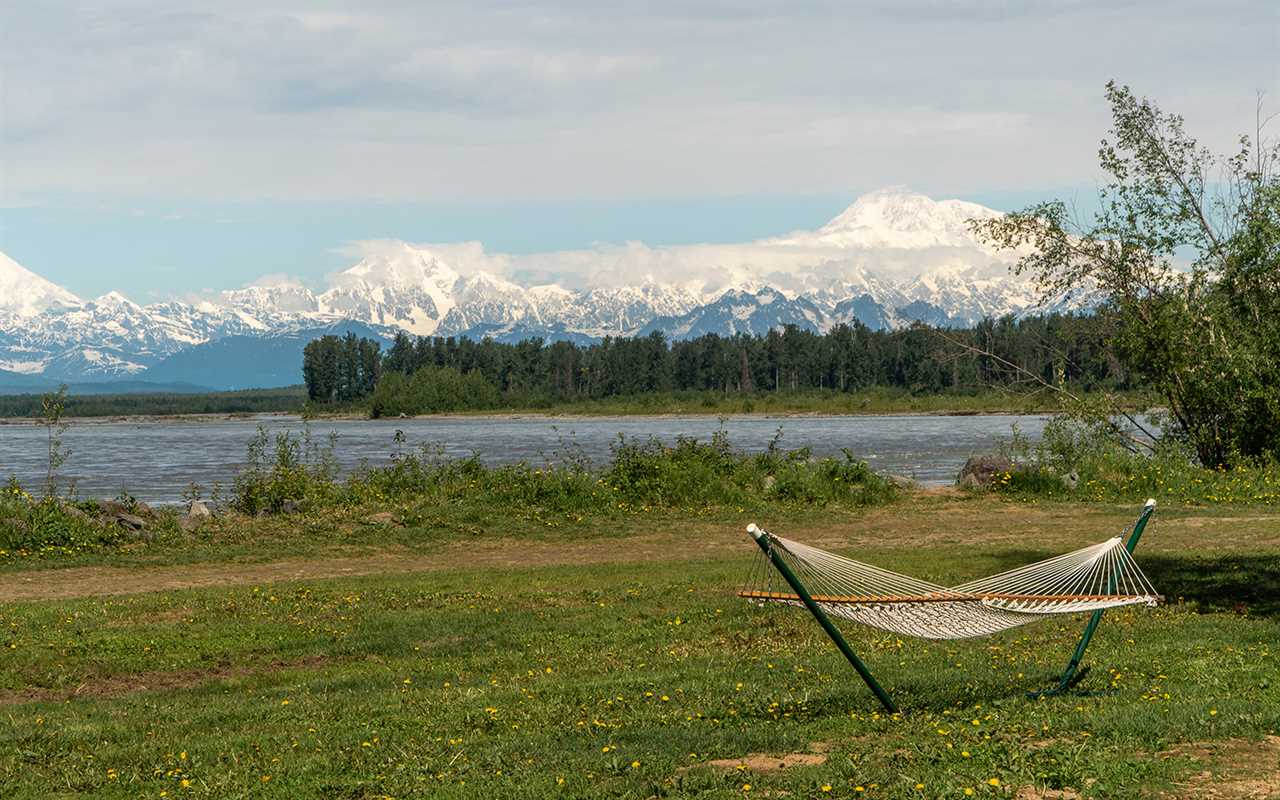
[1,1,1276,301]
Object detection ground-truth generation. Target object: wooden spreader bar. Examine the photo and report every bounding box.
[737,589,1161,605]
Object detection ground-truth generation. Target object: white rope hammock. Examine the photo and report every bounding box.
[740,525,1161,640]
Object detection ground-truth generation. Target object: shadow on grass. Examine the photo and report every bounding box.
[947,548,1280,618]
[1140,553,1280,617]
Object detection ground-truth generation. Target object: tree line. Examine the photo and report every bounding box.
[301,313,1138,411]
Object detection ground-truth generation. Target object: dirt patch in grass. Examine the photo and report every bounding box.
[0,654,334,707]
[1158,736,1280,799]
[705,752,828,771]
[1015,788,1082,800]
[2,498,1271,603]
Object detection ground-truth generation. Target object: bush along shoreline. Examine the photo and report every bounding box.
[959,418,1280,505]
[1,425,898,563]
[6,414,1280,564]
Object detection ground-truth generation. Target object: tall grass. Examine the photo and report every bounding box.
[988,417,1280,505]
[0,480,124,559]
[230,425,897,520]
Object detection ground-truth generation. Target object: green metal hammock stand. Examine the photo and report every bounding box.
[740,500,1160,714]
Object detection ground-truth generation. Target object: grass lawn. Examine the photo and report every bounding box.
[1,496,1277,799]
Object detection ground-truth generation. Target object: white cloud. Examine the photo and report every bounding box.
[2,2,1274,206]
[242,272,308,289]
[329,189,1019,297]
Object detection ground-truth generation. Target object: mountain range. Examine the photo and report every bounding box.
[0,190,1067,392]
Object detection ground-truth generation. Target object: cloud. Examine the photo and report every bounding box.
[331,189,1017,296]
[241,273,309,290]
[2,2,1274,207]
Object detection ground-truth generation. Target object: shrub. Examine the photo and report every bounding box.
[993,417,1280,505]
[0,478,123,559]
[231,425,341,515]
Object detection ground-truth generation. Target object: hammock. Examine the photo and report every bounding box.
[738,500,1162,710]
[739,528,1160,640]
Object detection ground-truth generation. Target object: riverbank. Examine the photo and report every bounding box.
[0,387,1152,421]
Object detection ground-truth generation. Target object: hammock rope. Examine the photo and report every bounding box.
[739,526,1160,641]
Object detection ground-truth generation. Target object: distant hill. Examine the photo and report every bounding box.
[0,368,214,396]
[139,321,396,391]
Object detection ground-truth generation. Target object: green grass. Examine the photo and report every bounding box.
[0,387,308,419]
[1,499,1277,799]
[310,387,1154,419]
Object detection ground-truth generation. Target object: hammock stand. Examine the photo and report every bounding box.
[740,499,1160,713]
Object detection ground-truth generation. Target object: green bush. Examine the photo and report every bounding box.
[253,424,898,522]
[0,478,123,559]
[231,425,342,515]
[369,367,500,417]
[993,417,1280,505]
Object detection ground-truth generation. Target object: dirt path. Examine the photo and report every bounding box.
[0,530,740,602]
[3,500,1277,603]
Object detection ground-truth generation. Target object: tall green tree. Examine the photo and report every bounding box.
[973,82,1280,466]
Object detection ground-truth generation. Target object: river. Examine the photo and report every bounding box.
[0,413,1049,504]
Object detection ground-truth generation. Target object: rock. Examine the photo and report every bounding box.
[2,517,29,535]
[62,505,94,524]
[1062,470,1080,490]
[96,500,147,530]
[179,500,212,530]
[885,473,918,490]
[99,500,128,516]
[958,473,983,490]
[956,454,1013,487]
[107,511,146,531]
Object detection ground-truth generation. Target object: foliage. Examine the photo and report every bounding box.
[38,385,69,497]
[991,417,1280,505]
[302,332,381,402]
[0,479,124,558]
[307,314,1145,415]
[367,365,501,417]
[0,387,306,419]
[973,82,1280,467]
[601,430,895,509]
[231,424,896,526]
[230,425,342,515]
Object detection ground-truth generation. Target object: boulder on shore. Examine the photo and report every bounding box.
[956,454,1013,488]
[885,473,919,490]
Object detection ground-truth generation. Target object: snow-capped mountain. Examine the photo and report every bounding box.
[765,188,1003,251]
[641,286,825,339]
[0,190,1082,387]
[0,251,82,325]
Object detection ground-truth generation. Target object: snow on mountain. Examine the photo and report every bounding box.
[438,271,537,334]
[0,251,82,324]
[765,188,1003,252]
[560,284,702,336]
[318,244,459,335]
[222,281,320,318]
[640,287,826,340]
[0,190,1087,386]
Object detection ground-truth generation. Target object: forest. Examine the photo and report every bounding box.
[300,313,1138,415]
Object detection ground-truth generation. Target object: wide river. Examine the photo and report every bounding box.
[0,413,1049,504]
